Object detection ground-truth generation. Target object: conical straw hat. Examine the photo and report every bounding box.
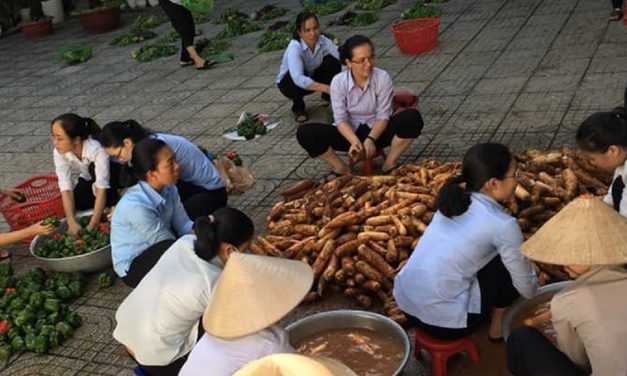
[521,196,627,265]
[233,353,358,376]
[202,253,313,338]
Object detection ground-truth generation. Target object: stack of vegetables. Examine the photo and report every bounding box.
[0,265,84,360]
[236,114,267,140]
[257,148,612,324]
[33,216,110,259]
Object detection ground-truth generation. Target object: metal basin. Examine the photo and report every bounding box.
[502,281,572,340]
[29,212,111,273]
[286,310,410,376]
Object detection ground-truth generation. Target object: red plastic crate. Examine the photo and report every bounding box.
[0,175,65,236]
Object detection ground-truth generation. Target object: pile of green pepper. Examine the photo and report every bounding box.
[0,265,84,360]
[34,216,110,259]
[236,114,267,140]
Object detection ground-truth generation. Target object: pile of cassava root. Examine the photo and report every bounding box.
[248,148,612,324]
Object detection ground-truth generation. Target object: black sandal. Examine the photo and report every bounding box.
[0,250,11,264]
[294,111,309,123]
[196,60,216,70]
[179,60,194,68]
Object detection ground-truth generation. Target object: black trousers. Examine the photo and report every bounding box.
[406,255,520,341]
[277,55,342,113]
[176,181,228,220]
[612,0,623,9]
[296,109,423,158]
[73,161,121,211]
[159,0,195,62]
[121,239,176,288]
[507,326,586,376]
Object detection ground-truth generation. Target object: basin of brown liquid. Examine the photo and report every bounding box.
[296,328,404,376]
[510,300,557,343]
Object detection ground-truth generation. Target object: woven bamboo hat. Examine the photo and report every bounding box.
[202,253,313,338]
[521,196,627,265]
[233,353,357,376]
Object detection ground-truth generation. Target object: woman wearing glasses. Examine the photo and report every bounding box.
[113,208,254,376]
[51,113,121,237]
[393,143,538,342]
[99,120,226,219]
[296,34,424,177]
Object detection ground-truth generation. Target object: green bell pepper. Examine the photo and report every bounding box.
[97,272,114,288]
[34,335,48,354]
[55,321,73,339]
[24,332,36,350]
[55,286,72,300]
[43,298,60,313]
[0,344,12,360]
[65,312,82,329]
[48,331,59,348]
[10,335,24,351]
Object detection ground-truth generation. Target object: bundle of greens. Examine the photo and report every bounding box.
[132,39,178,63]
[330,11,377,27]
[214,9,249,24]
[401,0,443,19]
[254,5,289,21]
[258,27,291,52]
[110,29,157,46]
[356,0,396,10]
[132,14,167,30]
[217,18,263,39]
[0,265,85,360]
[56,44,92,66]
[303,0,346,16]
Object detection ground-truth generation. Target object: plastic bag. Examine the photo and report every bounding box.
[214,157,255,194]
[181,0,214,16]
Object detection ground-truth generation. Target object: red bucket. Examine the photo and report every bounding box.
[391,18,440,54]
[0,175,64,235]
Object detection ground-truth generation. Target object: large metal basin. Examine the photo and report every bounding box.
[286,310,410,376]
[502,281,572,340]
[29,212,111,273]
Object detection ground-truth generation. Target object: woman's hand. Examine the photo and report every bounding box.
[364,137,377,159]
[348,141,364,163]
[27,222,55,237]
[86,215,101,231]
[67,220,81,237]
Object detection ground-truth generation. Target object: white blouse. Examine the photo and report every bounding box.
[603,159,627,217]
[113,235,221,366]
[179,325,294,376]
[53,137,110,194]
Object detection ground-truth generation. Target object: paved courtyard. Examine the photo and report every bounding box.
[0,0,626,374]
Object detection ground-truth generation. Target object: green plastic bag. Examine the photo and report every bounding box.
[181,0,214,15]
[56,44,92,66]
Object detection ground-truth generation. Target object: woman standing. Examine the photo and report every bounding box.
[296,35,423,176]
[159,0,214,69]
[576,87,627,216]
[111,138,193,287]
[276,10,342,123]
[114,208,255,376]
[100,120,226,219]
[51,113,120,237]
[393,143,537,341]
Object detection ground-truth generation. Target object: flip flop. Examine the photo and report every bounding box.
[0,250,11,264]
[294,111,309,123]
[179,60,194,68]
[609,8,623,21]
[196,60,216,70]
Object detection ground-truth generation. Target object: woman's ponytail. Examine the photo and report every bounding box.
[436,175,471,218]
[577,86,627,153]
[194,216,220,261]
[100,119,151,148]
[51,113,101,140]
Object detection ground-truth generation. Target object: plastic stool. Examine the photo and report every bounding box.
[414,329,480,376]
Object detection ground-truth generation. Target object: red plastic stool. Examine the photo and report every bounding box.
[414,329,480,376]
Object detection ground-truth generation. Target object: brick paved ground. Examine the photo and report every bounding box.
[0,0,625,374]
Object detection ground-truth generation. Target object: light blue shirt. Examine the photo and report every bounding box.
[154,133,224,191]
[111,181,193,277]
[276,35,339,89]
[393,193,538,329]
[330,67,393,131]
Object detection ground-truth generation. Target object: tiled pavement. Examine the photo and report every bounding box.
[0,0,625,374]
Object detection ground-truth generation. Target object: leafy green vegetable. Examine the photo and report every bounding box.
[303,0,346,16]
[217,18,263,39]
[42,216,60,228]
[199,38,232,56]
[236,114,267,140]
[254,5,289,21]
[132,40,178,63]
[349,12,378,27]
[56,44,92,66]
[133,14,167,30]
[110,29,157,46]
[401,0,443,19]
[356,0,396,10]
[258,29,291,52]
[214,9,249,24]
